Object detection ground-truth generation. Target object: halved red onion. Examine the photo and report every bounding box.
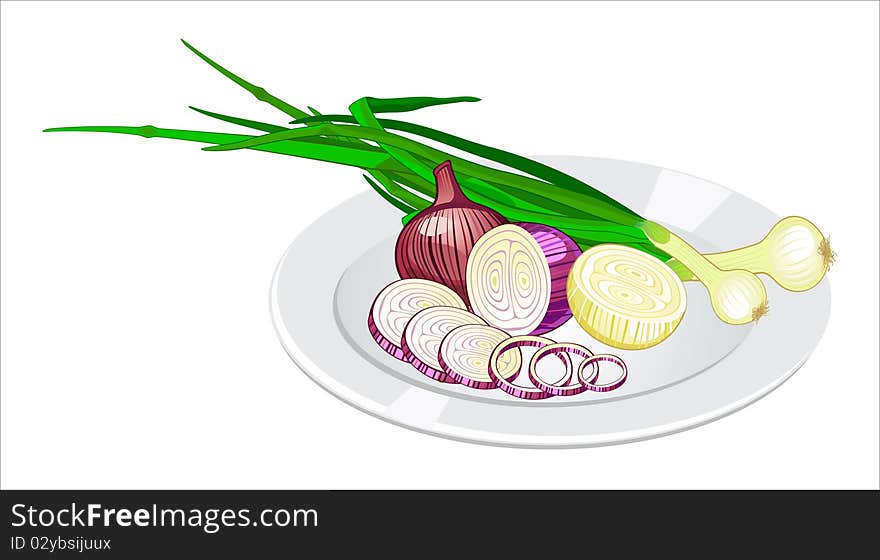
[528,342,600,397]
[466,223,581,336]
[577,354,628,392]
[439,324,521,389]
[488,335,572,400]
[402,306,487,383]
[368,278,466,360]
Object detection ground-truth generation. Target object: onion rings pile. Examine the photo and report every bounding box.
[485,336,627,400]
[370,279,628,400]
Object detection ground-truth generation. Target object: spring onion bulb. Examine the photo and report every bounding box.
[567,244,687,349]
[466,223,581,336]
[368,278,466,360]
[641,222,767,325]
[666,216,833,292]
[439,324,521,389]
[402,306,487,383]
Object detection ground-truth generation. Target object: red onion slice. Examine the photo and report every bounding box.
[439,324,521,389]
[368,279,466,360]
[488,336,573,400]
[577,354,628,392]
[528,342,600,397]
[402,306,487,383]
[466,223,581,336]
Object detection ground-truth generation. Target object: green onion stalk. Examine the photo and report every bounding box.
[45,40,832,325]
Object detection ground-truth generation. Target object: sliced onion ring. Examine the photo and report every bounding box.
[439,324,522,389]
[368,278,466,360]
[577,354,628,392]
[528,342,600,397]
[488,336,572,400]
[402,306,487,383]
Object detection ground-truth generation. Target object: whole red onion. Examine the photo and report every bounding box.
[395,161,507,305]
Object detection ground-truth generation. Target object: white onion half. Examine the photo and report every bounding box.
[368,278,466,360]
[567,244,687,350]
[439,324,522,389]
[402,306,487,382]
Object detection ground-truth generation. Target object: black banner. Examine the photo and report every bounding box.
[1,490,876,557]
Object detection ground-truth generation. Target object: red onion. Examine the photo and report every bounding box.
[466,223,581,336]
[395,161,507,305]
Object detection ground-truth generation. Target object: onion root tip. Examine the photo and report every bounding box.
[818,235,836,272]
[751,300,770,323]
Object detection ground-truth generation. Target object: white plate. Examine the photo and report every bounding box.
[270,156,830,448]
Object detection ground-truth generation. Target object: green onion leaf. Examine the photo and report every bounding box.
[189,106,288,133]
[180,39,309,119]
[290,113,639,219]
[362,174,417,214]
[44,125,394,169]
[362,96,480,114]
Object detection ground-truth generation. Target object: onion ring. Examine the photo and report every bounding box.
[577,354,628,392]
[488,336,572,400]
[368,278,466,361]
[402,306,487,384]
[528,342,600,397]
[439,324,522,389]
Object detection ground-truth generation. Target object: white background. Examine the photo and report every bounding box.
[2,1,878,489]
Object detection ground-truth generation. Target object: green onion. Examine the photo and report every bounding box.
[289,112,635,216]
[45,40,675,267]
[43,124,400,169]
